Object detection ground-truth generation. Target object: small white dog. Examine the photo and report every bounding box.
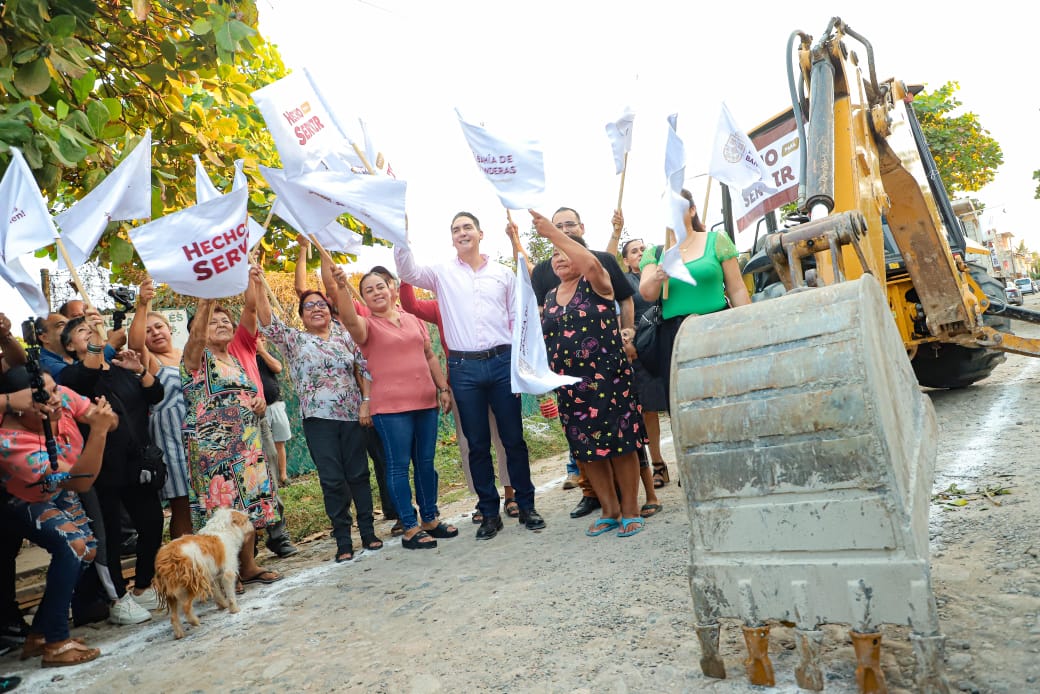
[153,508,253,639]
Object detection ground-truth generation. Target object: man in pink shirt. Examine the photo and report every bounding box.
[394,211,544,540]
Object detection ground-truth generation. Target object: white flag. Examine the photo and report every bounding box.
[261,166,407,247]
[456,110,545,210]
[709,102,777,193]
[0,148,59,262]
[251,69,358,177]
[130,186,252,299]
[731,112,801,232]
[511,256,581,395]
[663,114,689,244]
[659,244,698,287]
[0,255,49,316]
[193,154,222,202]
[194,156,267,243]
[270,193,365,255]
[605,108,635,175]
[55,131,152,267]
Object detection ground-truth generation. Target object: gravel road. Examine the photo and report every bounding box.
[6,302,1040,693]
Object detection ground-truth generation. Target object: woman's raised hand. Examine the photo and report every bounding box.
[84,396,119,432]
[528,209,555,239]
[137,278,156,304]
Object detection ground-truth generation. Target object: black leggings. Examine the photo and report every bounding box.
[95,485,163,595]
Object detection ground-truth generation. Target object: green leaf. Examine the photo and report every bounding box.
[86,100,111,137]
[0,36,8,60]
[64,109,93,138]
[160,38,178,65]
[14,58,52,96]
[13,48,41,65]
[109,235,134,266]
[101,97,122,121]
[68,69,91,103]
[191,17,212,35]
[0,119,33,144]
[47,14,78,40]
[56,99,70,121]
[213,19,255,53]
[47,135,80,166]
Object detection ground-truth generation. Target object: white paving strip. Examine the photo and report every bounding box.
[934,357,1040,491]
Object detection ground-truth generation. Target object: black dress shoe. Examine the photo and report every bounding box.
[475,514,503,540]
[518,508,546,531]
[570,496,601,519]
[266,538,300,558]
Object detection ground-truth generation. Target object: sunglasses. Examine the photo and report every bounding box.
[302,300,329,311]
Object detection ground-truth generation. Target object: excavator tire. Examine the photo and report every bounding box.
[910,262,1007,389]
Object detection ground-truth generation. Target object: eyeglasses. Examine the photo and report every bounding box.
[554,221,580,231]
[302,300,329,311]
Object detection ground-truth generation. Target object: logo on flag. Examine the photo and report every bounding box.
[511,256,580,395]
[0,148,59,262]
[709,102,776,194]
[131,186,252,299]
[456,110,545,210]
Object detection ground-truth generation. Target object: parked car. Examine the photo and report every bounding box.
[1006,284,1024,306]
[1015,277,1035,295]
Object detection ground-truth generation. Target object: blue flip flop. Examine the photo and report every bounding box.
[617,517,645,538]
[585,518,620,537]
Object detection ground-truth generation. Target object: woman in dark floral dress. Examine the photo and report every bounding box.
[532,210,647,538]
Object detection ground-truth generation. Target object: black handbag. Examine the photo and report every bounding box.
[108,387,168,491]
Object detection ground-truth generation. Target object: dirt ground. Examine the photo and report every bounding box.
[6,305,1040,693]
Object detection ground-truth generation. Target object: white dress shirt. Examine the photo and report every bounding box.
[394,244,514,352]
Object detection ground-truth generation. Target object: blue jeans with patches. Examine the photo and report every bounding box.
[2,490,96,643]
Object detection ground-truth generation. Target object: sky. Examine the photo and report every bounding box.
[3,0,1037,316]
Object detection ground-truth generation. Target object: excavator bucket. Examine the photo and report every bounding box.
[672,274,949,692]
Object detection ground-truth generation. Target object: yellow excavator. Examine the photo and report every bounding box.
[737,18,1040,386]
[670,16,1040,693]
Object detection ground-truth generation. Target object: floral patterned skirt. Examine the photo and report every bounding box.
[184,394,279,532]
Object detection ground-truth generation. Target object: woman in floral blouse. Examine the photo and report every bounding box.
[253,264,380,562]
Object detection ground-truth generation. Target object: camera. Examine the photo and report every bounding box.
[22,318,40,347]
[108,287,137,330]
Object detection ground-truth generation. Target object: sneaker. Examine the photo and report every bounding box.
[0,618,30,645]
[130,587,160,611]
[562,474,580,490]
[109,593,152,625]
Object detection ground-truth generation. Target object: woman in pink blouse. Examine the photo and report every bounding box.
[333,264,457,550]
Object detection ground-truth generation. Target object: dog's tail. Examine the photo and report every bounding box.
[153,541,214,612]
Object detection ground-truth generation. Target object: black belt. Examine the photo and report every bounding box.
[450,344,511,360]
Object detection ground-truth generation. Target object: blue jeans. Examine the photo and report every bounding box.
[2,490,95,643]
[301,418,375,551]
[373,407,439,531]
[447,350,534,519]
[566,455,579,477]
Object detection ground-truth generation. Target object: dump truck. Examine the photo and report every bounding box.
[669,17,1040,693]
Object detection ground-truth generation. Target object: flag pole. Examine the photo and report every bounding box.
[54,238,106,339]
[616,151,629,211]
[249,204,287,318]
[351,143,376,175]
[505,210,532,267]
[662,227,675,300]
[702,177,712,223]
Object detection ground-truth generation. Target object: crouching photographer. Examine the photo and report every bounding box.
[0,366,118,666]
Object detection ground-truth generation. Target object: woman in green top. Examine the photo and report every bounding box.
[638,189,751,398]
[640,189,751,317]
